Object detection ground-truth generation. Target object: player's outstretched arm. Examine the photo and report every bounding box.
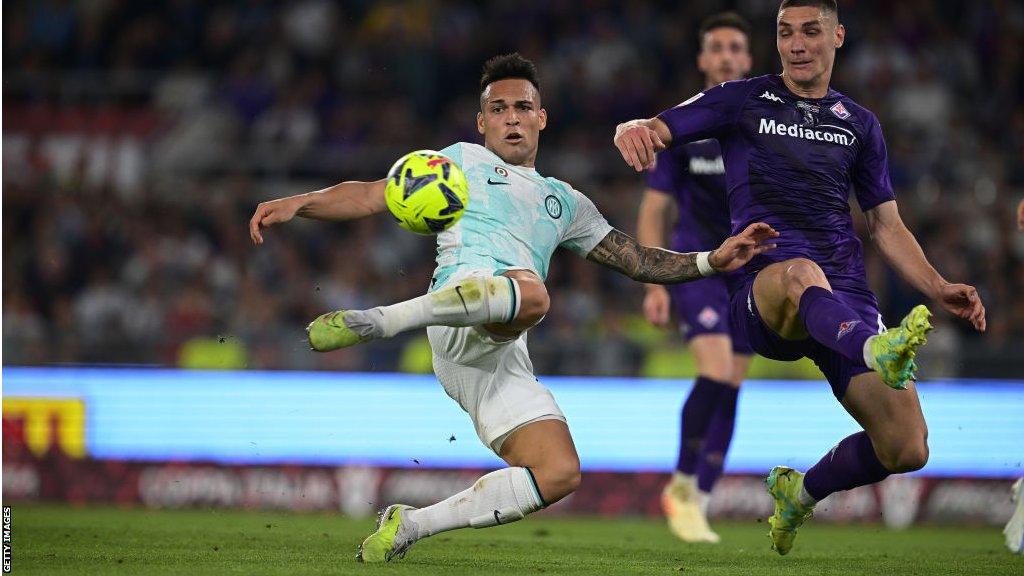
[613,118,671,172]
[586,223,777,284]
[249,179,387,245]
[865,200,986,331]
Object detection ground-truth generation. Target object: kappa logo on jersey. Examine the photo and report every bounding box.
[759,91,784,104]
[698,306,720,329]
[544,195,562,219]
[830,101,851,120]
[837,320,861,340]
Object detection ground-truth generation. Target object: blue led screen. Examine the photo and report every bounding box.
[3,368,1021,477]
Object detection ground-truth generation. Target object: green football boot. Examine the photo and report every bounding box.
[868,304,933,390]
[357,504,416,563]
[306,310,371,352]
[766,466,814,556]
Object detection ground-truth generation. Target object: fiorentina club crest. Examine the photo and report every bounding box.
[837,320,861,340]
[830,101,851,119]
[698,306,720,329]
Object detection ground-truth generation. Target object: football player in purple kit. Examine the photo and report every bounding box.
[614,0,987,556]
[636,12,754,544]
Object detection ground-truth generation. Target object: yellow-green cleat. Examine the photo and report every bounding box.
[307,310,370,352]
[766,466,814,556]
[357,504,416,563]
[868,304,933,390]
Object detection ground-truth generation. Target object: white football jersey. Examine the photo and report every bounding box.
[430,142,612,290]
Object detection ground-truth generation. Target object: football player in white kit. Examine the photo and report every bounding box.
[249,53,777,563]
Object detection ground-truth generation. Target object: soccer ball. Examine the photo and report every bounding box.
[384,150,470,235]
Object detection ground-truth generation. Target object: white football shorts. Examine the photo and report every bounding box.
[426,268,564,453]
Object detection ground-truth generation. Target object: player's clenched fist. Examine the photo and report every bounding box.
[614,120,666,172]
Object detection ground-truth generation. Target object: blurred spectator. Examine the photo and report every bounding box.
[3,0,1023,377]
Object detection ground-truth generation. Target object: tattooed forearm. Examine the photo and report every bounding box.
[586,229,703,283]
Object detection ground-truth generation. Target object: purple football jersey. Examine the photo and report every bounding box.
[657,74,895,292]
[645,139,730,253]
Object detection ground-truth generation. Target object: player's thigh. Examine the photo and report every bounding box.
[689,334,734,383]
[752,260,828,340]
[730,353,754,387]
[841,372,929,471]
[499,419,579,471]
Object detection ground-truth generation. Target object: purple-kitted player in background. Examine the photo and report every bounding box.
[635,12,753,544]
[616,0,986,556]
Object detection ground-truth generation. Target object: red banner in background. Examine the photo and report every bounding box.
[1,451,1016,528]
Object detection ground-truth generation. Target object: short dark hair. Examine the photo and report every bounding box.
[698,11,752,41]
[778,0,838,16]
[479,53,540,94]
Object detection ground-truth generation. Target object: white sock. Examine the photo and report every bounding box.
[345,276,521,339]
[863,335,879,371]
[697,490,711,517]
[672,472,696,487]
[401,467,545,541]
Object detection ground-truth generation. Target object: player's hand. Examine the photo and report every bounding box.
[642,285,672,328]
[614,120,665,172]
[708,222,779,273]
[1017,199,1024,231]
[249,197,303,245]
[935,282,986,332]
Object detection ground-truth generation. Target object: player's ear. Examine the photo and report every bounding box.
[739,49,753,75]
[538,108,547,131]
[696,50,709,75]
[477,111,485,135]
[834,23,846,48]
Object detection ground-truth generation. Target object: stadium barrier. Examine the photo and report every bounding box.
[3,367,1022,527]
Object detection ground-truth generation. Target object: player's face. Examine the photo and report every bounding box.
[478,79,547,167]
[777,7,845,88]
[698,27,752,86]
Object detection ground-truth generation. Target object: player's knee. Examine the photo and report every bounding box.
[535,458,581,503]
[781,258,828,304]
[880,437,929,473]
[550,463,582,501]
[516,281,550,326]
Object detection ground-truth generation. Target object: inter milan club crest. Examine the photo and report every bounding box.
[544,195,562,219]
[830,101,851,119]
[796,101,820,126]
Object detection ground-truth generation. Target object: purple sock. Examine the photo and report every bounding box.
[696,386,738,493]
[676,376,729,474]
[802,431,891,501]
[798,286,877,364]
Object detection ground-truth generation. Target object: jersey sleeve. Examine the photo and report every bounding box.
[852,114,896,211]
[656,79,751,144]
[645,148,683,194]
[439,142,464,166]
[559,189,614,257]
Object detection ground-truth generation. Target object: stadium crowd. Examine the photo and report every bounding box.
[4,0,1023,377]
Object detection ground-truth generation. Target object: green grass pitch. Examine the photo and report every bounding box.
[12,504,1019,575]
